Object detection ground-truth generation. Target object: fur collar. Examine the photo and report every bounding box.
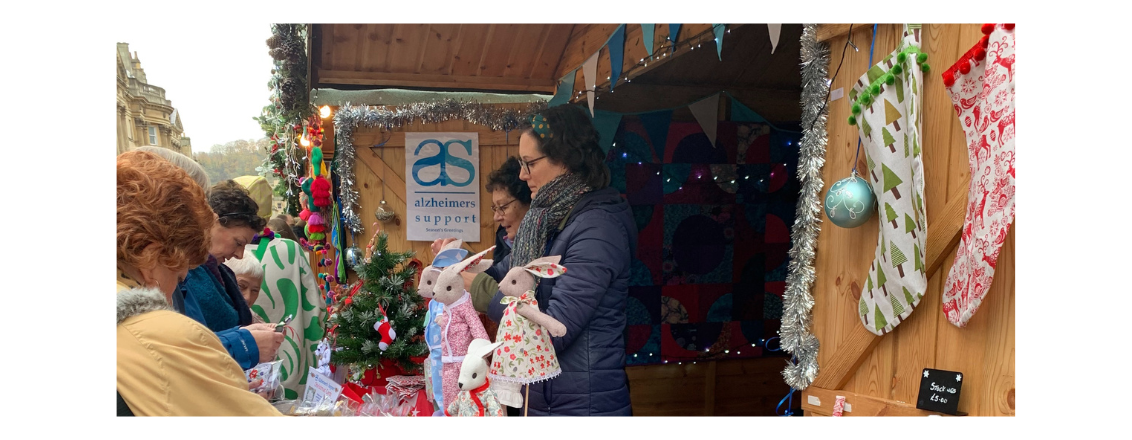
[117,286,172,324]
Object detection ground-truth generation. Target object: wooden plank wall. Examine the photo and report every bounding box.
[811,24,1014,416]
[344,103,525,258]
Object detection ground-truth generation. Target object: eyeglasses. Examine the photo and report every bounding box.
[490,198,518,214]
[519,155,547,174]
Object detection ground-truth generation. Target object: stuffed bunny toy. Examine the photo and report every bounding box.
[488,256,568,408]
[445,338,506,417]
[418,240,468,415]
[433,246,495,411]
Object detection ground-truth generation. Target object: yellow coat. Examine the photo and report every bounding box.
[117,279,282,416]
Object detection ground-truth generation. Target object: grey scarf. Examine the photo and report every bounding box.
[510,172,590,268]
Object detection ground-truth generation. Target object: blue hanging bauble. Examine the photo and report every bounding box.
[824,170,876,228]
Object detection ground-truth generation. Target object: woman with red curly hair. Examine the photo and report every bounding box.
[116,150,281,416]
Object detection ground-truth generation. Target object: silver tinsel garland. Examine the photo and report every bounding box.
[779,24,830,391]
[332,100,547,233]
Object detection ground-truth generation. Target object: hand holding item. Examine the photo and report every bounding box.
[246,326,284,363]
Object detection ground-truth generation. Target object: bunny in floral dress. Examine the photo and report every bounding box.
[489,256,568,408]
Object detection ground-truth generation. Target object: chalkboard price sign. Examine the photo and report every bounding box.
[916,368,963,415]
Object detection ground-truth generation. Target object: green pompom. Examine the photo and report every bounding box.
[870,83,881,95]
[920,63,931,73]
[302,177,313,199]
[848,115,857,126]
[897,52,907,63]
[310,147,324,176]
[851,103,861,115]
[885,74,895,85]
[917,52,928,63]
[892,64,903,75]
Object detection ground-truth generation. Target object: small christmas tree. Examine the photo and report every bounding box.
[328,230,427,374]
[882,164,903,200]
[890,244,908,277]
[885,203,899,229]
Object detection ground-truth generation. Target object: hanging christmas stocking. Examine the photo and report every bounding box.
[939,24,1016,327]
[849,25,929,336]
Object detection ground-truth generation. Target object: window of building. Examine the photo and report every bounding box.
[148,126,157,145]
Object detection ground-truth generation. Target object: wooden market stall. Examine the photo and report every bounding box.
[800,24,1015,417]
[307,23,812,416]
[301,23,1014,417]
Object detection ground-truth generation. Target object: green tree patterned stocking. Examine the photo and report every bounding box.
[851,26,929,335]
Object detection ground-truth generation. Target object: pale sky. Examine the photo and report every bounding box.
[118,23,275,154]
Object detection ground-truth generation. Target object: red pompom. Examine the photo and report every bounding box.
[979,35,990,48]
[981,24,995,35]
[311,176,332,208]
[299,208,311,222]
[973,46,987,61]
[959,60,971,74]
[943,71,955,87]
[1003,23,1014,30]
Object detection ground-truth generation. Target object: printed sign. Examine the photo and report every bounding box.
[404,132,480,242]
[303,366,343,406]
[916,368,964,415]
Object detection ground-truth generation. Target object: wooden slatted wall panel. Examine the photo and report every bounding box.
[345,104,525,261]
[812,24,1014,416]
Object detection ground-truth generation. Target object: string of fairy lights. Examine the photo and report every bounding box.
[568,25,733,105]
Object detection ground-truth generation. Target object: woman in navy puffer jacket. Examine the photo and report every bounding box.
[473,105,636,416]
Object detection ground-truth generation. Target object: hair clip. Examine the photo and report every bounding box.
[530,114,552,140]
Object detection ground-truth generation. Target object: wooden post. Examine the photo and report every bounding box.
[523,385,529,417]
[704,361,717,416]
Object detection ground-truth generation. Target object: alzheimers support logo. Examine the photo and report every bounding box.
[411,139,475,187]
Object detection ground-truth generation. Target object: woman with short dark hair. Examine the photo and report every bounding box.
[180,180,280,371]
[484,156,532,266]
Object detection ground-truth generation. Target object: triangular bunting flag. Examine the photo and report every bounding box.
[547,69,577,107]
[639,110,673,161]
[669,24,681,48]
[608,24,626,91]
[642,24,655,57]
[713,24,726,60]
[767,24,782,54]
[689,93,721,147]
[592,110,623,155]
[582,51,599,116]
[729,96,769,123]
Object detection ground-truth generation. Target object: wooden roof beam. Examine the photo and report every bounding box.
[316,68,557,93]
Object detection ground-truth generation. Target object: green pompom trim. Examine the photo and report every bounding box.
[897,52,907,63]
[848,115,857,126]
[869,83,881,95]
[884,74,895,85]
[917,53,928,63]
[892,64,903,75]
[851,103,861,115]
[920,63,931,73]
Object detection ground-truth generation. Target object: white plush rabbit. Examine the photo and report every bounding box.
[419,240,467,414]
[489,256,568,408]
[445,338,506,417]
[433,246,494,411]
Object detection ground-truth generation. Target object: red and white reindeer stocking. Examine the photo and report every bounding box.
[940,24,1016,327]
